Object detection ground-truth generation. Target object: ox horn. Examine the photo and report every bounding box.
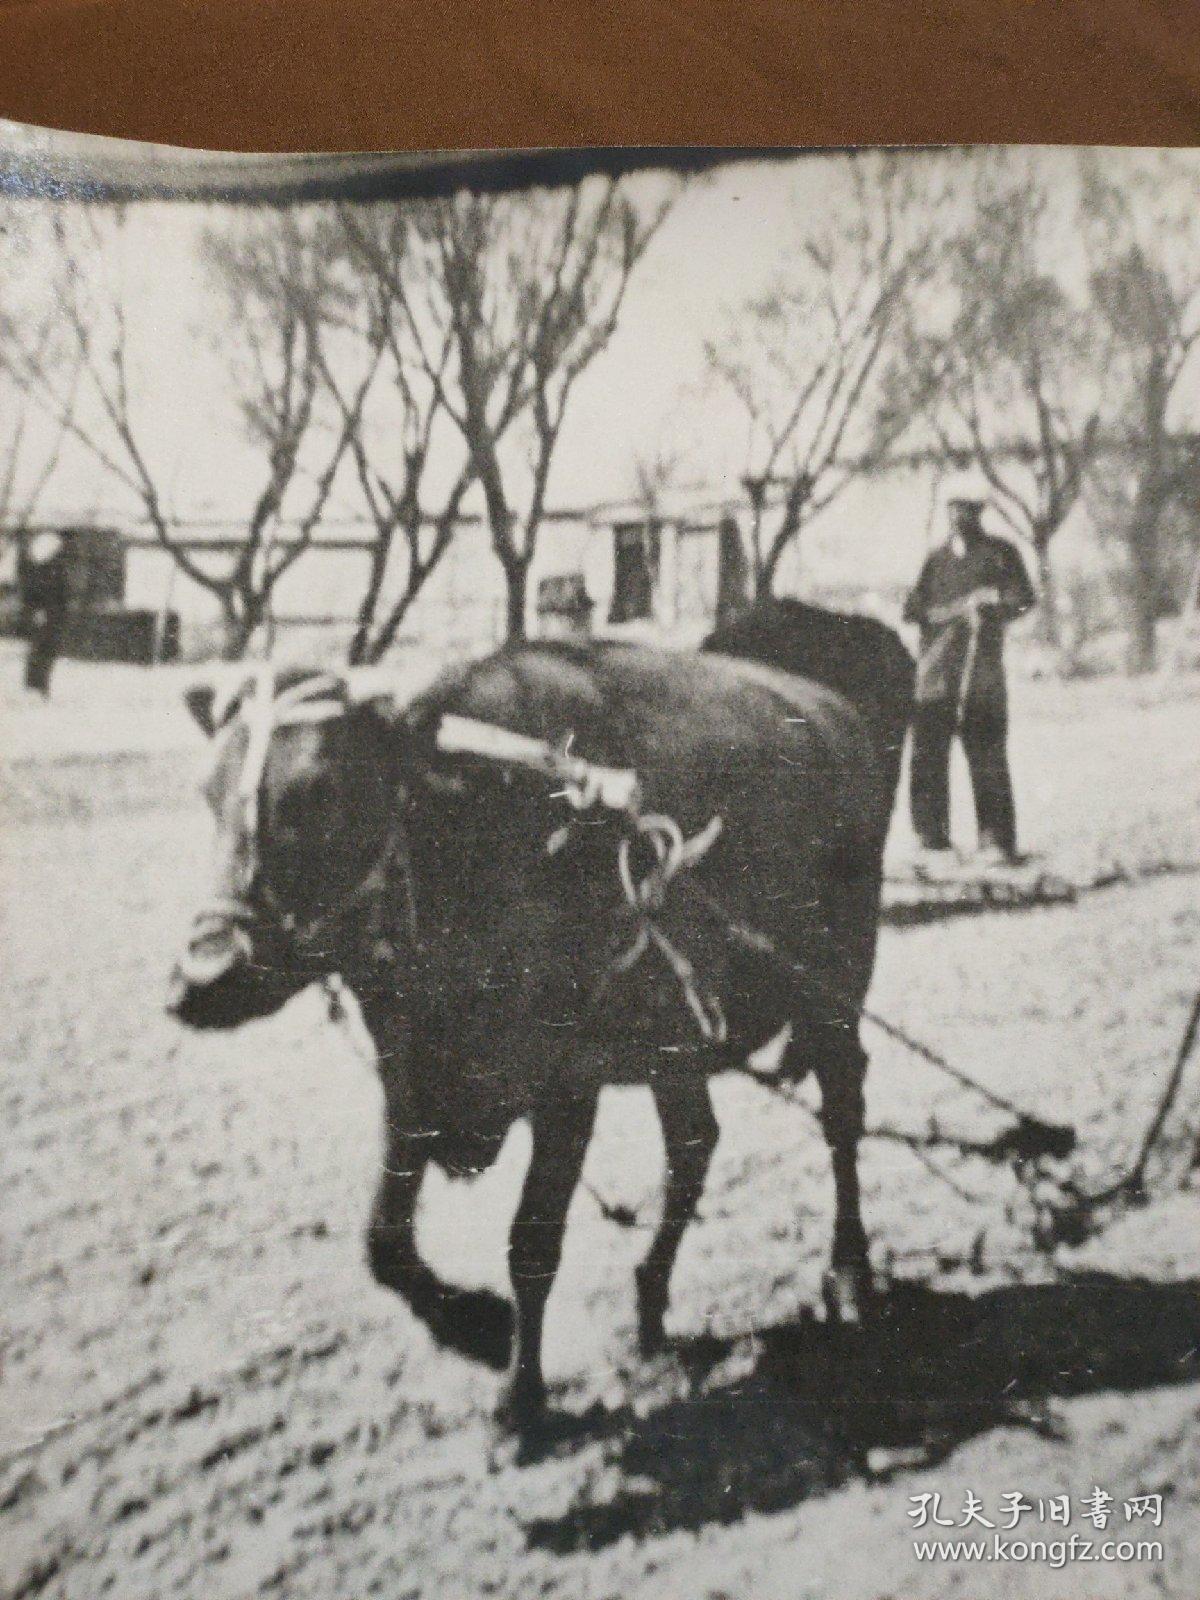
[342,666,405,705]
[183,664,262,738]
[343,659,449,707]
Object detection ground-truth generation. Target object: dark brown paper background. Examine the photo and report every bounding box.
[0,0,1197,153]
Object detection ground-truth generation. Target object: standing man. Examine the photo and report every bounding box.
[21,529,72,697]
[903,491,1036,865]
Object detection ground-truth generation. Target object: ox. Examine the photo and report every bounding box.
[168,638,896,1439]
[703,596,914,805]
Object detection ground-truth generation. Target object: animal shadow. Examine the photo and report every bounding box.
[524,1272,1200,1553]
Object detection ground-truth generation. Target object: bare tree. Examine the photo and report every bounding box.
[705,152,932,598]
[0,205,81,536]
[319,207,476,664]
[1080,151,1200,672]
[9,209,375,659]
[194,212,383,656]
[632,445,679,522]
[345,180,673,640]
[884,155,1100,646]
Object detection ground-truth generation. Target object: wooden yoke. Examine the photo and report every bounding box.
[434,714,643,814]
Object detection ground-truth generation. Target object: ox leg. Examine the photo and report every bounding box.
[635,1078,720,1355]
[499,1090,598,1435]
[364,1041,427,1296]
[813,1029,873,1326]
[367,1082,513,1373]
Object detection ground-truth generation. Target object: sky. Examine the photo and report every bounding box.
[3,142,1199,543]
[5,148,951,524]
[5,154,860,521]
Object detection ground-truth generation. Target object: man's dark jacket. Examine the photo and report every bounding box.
[903,533,1035,709]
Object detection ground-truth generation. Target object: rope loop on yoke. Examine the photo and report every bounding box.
[616,811,725,914]
[609,811,728,1044]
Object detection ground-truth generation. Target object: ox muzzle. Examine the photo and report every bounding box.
[167,903,305,1030]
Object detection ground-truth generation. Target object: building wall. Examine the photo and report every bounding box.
[122,515,611,660]
[83,459,1095,661]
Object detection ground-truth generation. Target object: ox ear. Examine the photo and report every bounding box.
[183,666,254,737]
[184,683,218,738]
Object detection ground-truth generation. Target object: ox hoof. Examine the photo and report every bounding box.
[488,1391,602,1469]
[822,1264,875,1330]
[487,1375,549,1468]
[370,1244,514,1371]
[634,1263,669,1357]
[488,1422,551,1472]
[433,1287,515,1372]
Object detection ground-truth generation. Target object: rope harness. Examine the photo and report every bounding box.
[206,668,1198,1258]
[205,668,416,968]
[608,810,728,1044]
[209,675,730,1040]
[436,713,729,1043]
[443,710,1200,1252]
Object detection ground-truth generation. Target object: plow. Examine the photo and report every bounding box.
[423,712,1200,1280]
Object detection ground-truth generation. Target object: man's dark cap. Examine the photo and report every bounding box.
[537,572,594,616]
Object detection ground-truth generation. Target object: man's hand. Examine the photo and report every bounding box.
[926,587,1002,626]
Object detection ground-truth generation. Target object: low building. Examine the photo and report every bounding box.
[20,456,1184,667]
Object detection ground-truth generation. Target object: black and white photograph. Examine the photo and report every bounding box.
[2,132,1199,1599]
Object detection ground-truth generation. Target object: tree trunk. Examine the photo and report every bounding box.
[752,550,773,602]
[1123,359,1173,676]
[1035,543,1061,650]
[504,559,529,642]
[759,475,810,599]
[218,603,244,662]
[362,578,423,664]
[759,530,793,599]
[1125,488,1166,675]
[219,595,260,661]
[1126,553,1160,674]
[348,622,371,667]
[745,492,768,601]
[349,549,389,665]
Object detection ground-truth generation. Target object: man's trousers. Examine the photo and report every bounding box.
[909,699,1017,856]
[24,608,65,696]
